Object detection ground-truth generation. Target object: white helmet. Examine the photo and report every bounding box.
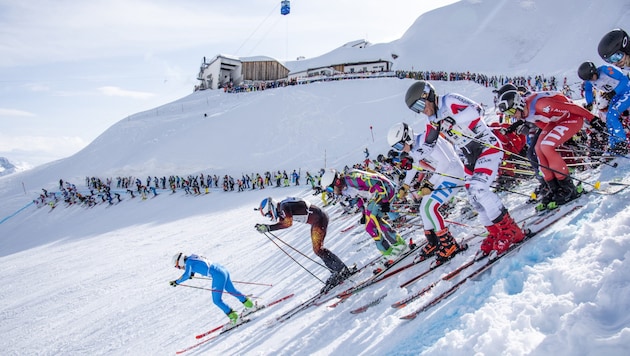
[171,252,186,269]
[387,122,414,151]
[259,197,278,220]
[320,168,338,188]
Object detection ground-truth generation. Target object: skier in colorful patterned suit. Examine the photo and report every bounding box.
[387,121,467,264]
[404,80,525,256]
[321,168,408,273]
[254,197,352,292]
[169,253,253,325]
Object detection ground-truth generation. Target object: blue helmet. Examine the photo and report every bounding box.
[259,197,278,221]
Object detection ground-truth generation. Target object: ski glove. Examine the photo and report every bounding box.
[602,90,616,101]
[255,223,270,233]
[505,120,525,134]
[379,202,390,213]
[418,182,434,196]
[590,117,606,132]
[397,184,409,200]
[169,280,177,287]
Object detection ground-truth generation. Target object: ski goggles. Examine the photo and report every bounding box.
[175,252,183,269]
[391,141,405,151]
[605,51,625,64]
[409,99,426,114]
[503,107,517,117]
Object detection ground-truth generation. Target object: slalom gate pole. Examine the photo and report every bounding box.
[177,284,258,298]
[264,231,326,284]
[450,129,601,190]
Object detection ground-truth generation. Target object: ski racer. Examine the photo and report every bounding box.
[169,253,253,325]
[598,28,630,73]
[254,197,352,293]
[495,83,606,209]
[387,121,467,264]
[404,80,525,255]
[578,61,630,155]
[320,168,408,272]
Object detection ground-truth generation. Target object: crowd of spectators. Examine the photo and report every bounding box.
[214,67,581,99]
[34,169,320,210]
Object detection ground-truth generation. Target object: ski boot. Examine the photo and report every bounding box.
[491,211,525,254]
[535,179,558,211]
[415,230,438,263]
[480,224,499,256]
[320,265,354,294]
[434,228,466,264]
[227,310,240,325]
[554,178,580,205]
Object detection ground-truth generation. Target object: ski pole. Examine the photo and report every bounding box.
[192,276,273,287]
[266,231,330,271]
[449,128,602,190]
[176,283,258,298]
[263,231,326,284]
[411,164,465,181]
[574,142,628,162]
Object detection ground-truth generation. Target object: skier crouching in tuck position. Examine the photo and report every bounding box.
[255,197,354,293]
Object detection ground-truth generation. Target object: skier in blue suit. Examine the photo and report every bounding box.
[578,61,630,154]
[169,253,253,325]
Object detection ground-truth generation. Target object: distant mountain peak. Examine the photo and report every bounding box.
[0,156,19,177]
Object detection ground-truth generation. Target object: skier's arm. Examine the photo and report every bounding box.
[268,203,293,231]
[584,81,594,105]
[174,262,195,285]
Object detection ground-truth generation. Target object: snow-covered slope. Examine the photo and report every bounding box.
[1,0,630,355]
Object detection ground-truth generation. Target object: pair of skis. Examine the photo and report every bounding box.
[349,199,588,316]
[175,293,294,354]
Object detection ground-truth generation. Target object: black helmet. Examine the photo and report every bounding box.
[496,86,525,113]
[516,86,531,96]
[598,28,630,63]
[495,83,518,98]
[577,61,598,81]
[405,80,436,113]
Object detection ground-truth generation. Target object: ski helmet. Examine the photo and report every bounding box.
[516,86,531,97]
[320,168,339,188]
[577,61,598,81]
[259,197,278,220]
[598,28,630,63]
[496,85,525,114]
[387,122,414,151]
[495,83,518,98]
[172,252,186,269]
[405,81,436,113]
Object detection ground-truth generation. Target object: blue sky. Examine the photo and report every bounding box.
[0,0,457,168]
